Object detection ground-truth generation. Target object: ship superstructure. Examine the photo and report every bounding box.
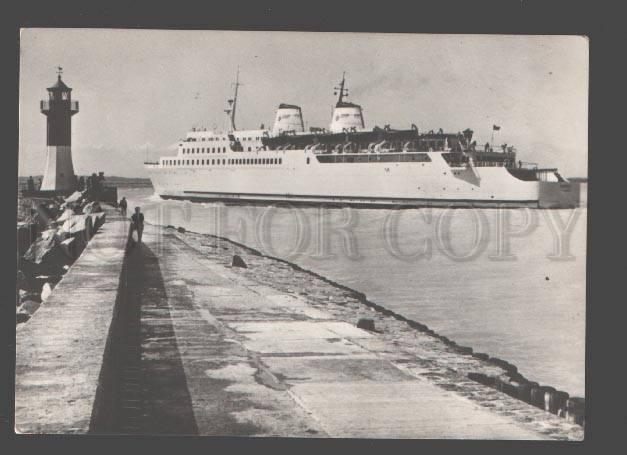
[145,72,579,208]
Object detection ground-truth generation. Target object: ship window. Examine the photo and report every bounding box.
[186,160,189,165]
[202,160,205,165]
[223,147,226,153]
[212,159,215,165]
[307,157,310,164]
[248,147,251,152]
[279,158,282,164]
[222,159,225,164]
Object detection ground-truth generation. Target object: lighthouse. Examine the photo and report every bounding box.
[39,68,79,192]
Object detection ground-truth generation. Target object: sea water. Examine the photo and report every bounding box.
[121,185,587,397]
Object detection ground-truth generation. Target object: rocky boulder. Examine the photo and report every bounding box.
[232,254,248,268]
[56,207,75,223]
[59,237,77,260]
[17,222,38,258]
[22,234,72,276]
[41,282,53,301]
[357,318,376,331]
[23,234,60,264]
[19,300,41,316]
[82,201,102,214]
[61,214,94,239]
[64,191,84,205]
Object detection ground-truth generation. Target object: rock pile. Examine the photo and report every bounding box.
[16,190,107,324]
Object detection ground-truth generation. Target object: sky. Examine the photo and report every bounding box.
[19,29,588,178]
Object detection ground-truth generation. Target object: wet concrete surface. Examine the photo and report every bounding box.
[115,225,582,439]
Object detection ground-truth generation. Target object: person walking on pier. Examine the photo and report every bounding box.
[131,206,144,244]
[119,197,128,217]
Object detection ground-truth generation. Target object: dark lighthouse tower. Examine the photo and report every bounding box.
[39,68,79,192]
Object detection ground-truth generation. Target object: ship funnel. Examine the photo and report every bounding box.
[330,101,365,133]
[272,103,305,135]
[329,73,365,133]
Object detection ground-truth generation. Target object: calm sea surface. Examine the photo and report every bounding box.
[121,185,587,397]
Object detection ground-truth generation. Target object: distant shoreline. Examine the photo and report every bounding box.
[17,175,153,188]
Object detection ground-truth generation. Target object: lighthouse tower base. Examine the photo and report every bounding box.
[40,145,76,192]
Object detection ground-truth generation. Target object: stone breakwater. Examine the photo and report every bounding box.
[17,191,107,323]
[165,224,585,438]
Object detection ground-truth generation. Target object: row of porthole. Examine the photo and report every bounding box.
[182,147,227,154]
[162,157,283,167]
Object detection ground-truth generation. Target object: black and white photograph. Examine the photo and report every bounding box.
[14,28,588,440]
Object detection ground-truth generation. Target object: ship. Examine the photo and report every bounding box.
[145,71,580,209]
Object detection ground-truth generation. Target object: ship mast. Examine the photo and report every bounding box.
[224,67,242,131]
[334,71,349,106]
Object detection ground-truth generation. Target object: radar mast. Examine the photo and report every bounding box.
[224,67,242,131]
[334,72,349,106]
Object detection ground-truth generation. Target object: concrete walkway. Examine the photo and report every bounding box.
[15,207,129,434]
[127,225,547,439]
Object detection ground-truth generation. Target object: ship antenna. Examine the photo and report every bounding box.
[225,67,243,131]
[333,71,349,106]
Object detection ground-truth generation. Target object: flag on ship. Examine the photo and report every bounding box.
[493,125,501,131]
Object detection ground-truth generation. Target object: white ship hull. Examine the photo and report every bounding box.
[146,73,581,209]
[147,150,541,208]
